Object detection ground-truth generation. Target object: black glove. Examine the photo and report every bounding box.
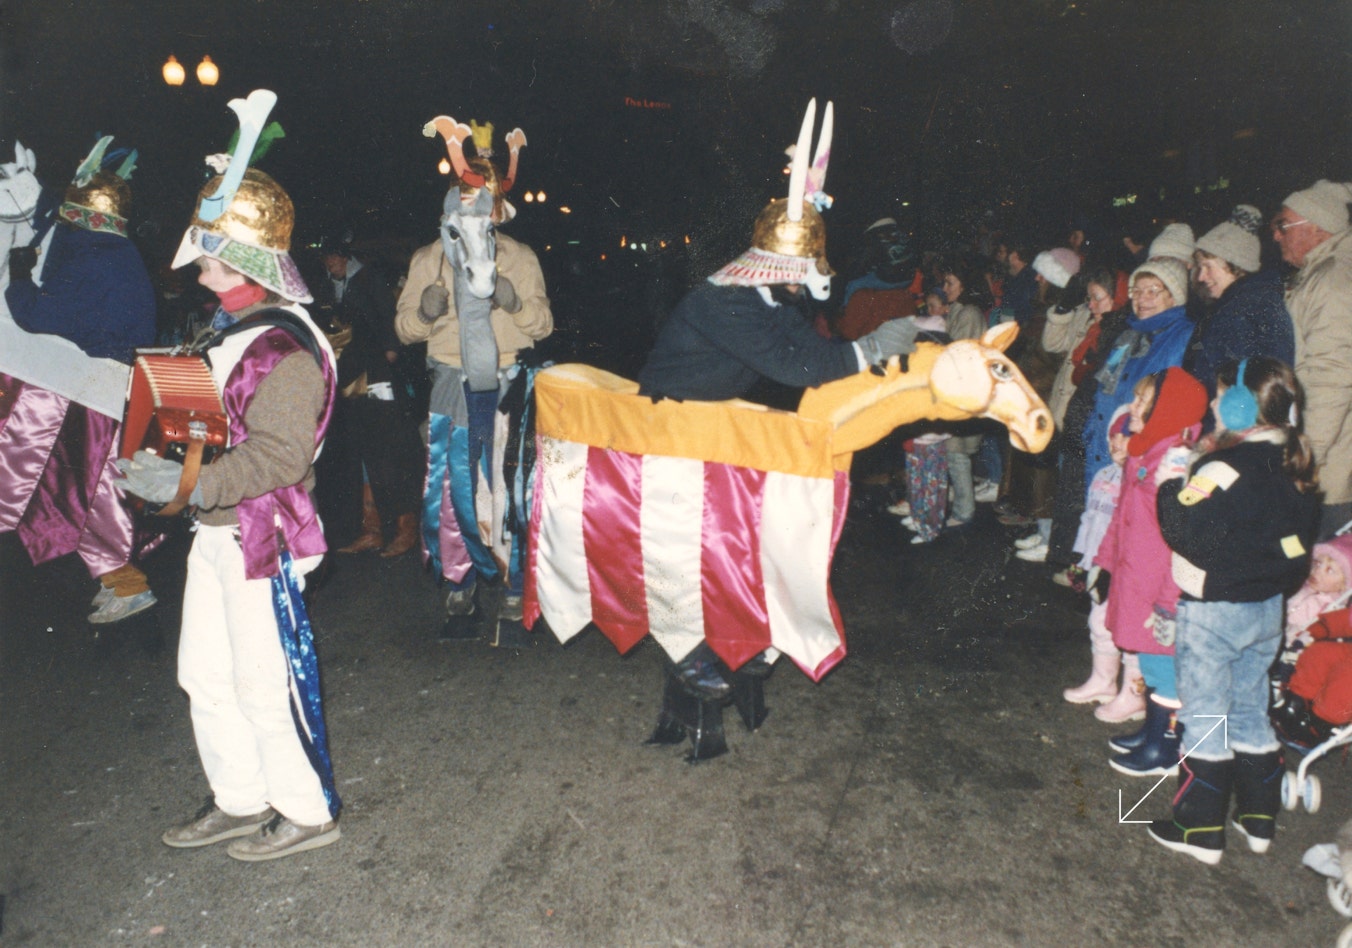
[1088,566,1111,605]
[8,246,37,283]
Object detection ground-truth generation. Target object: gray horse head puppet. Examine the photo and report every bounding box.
[422,116,526,391]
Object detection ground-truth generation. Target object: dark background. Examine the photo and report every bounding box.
[2,0,1349,345]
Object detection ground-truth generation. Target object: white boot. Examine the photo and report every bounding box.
[1063,651,1120,704]
[1095,653,1147,723]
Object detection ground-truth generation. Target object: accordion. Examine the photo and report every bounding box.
[120,352,229,516]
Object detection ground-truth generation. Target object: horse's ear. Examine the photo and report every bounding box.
[982,321,1019,353]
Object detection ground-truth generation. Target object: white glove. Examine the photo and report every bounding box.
[1147,606,1177,648]
[856,318,919,366]
[1155,444,1194,486]
[116,450,202,506]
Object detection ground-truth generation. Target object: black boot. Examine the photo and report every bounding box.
[1109,698,1182,777]
[1231,750,1284,854]
[1108,687,1155,754]
[1148,756,1234,865]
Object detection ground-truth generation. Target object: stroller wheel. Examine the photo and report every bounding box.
[1305,773,1323,813]
[1282,771,1300,811]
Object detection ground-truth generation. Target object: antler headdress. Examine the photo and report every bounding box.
[709,99,836,301]
[423,115,527,224]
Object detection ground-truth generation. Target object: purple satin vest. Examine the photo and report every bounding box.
[222,328,336,580]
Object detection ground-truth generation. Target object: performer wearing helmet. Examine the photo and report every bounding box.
[638,102,918,403]
[4,137,159,623]
[395,117,552,641]
[117,91,342,861]
[636,100,919,699]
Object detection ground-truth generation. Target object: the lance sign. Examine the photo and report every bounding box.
[624,96,672,111]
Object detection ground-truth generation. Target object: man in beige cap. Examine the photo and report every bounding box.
[1274,179,1352,536]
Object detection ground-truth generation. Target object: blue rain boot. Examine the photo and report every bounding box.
[1148,756,1233,865]
[1109,697,1182,777]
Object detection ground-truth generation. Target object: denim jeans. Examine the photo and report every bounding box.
[1175,595,1283,760]
[946,449,975,522]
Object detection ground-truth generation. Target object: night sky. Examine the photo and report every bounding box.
[2,0,1349,280]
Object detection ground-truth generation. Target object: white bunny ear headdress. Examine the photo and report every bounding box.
[709,99,837,301]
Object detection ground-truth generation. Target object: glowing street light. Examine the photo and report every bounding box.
[162,55,186,86]
[438,158,451,175]
[195,56,219,86]
[535,190,547,203]
[523,192,534,203]
[558,206,572,215]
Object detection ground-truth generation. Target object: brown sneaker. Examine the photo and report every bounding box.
[226,813,341,862]
[162,799,277,848]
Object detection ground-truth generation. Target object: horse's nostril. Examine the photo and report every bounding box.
[1036,413,1049,431]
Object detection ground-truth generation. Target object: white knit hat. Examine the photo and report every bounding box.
[1283,180,1352,235]
[1148,223,1195,263]
[1131,256,1188,309]
[1031,247,1081,288]
[1196,205,1263,273]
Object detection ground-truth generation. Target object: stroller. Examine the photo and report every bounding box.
[1277,522,1352,813]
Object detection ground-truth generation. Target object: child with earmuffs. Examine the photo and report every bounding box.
[1147,357,1321,864]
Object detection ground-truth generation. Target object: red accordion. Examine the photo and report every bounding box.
[120,352,229,516]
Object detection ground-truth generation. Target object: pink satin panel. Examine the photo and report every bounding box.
[221,329,336,580]
[521,453,544,629]
[700,462,772,671]
[0,374,136,577]
[793,471,850,682]
[436,471,474,584]
[0,375,65,529]
[582,447,649,654]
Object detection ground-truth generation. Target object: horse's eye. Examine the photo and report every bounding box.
[444,225,461,241]
[989,361,1013,381]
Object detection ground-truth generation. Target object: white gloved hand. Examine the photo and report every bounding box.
[116,450,202,505]
[856,317,919,366]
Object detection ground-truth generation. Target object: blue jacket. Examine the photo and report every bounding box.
[5,223,156,364]
[1082,304,1193,490]
[1187,269,1294,395]
[638,282,859,402]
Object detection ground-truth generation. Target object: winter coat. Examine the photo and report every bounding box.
[1042,302,1096,428]
[1286,228,1352,505]
[1096,431,1193,654]
[1187,269,1294,395]
[1157,429,1320,604]
[944,301,987,455]
[637,283,861,402]
[4,223,155,364]
[394,235,553,369]
[1082,304,1193,492]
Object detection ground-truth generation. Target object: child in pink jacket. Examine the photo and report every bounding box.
[1091,367,1208,778]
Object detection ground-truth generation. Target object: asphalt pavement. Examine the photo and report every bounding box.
[2,491,1348,946]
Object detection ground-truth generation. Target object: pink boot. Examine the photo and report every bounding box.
[1063,651,1120,704]
[1095,653,1146,723]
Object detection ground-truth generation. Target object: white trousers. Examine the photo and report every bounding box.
[178,525,332,825]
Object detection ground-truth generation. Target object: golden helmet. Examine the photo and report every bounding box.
[172,168,312,302]
[63,170,131,219]
[751,198,833,277]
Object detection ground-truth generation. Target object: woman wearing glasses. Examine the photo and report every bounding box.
[1081,256,1195,495]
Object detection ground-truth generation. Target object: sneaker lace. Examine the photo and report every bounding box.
[261,812,285,836]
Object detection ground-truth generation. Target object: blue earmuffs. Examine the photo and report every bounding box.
[1217,359,1259,430]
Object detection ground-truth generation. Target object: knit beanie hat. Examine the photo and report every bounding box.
[1148,223,1195,263]
[1130,256,1188,309]
[1128,367,1207,456]
[1314,534,1352,593]
[1283,180,1352,235]
[1196,205,1263,273]
[1031,247,1081,288]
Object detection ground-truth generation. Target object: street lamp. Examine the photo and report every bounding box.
[195,56,219,86]
[438,158,451,175]
[162,55,185,86]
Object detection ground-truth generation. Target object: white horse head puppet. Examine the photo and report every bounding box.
[422,115,525,301]
[708,99,836,301]
[0,141,43,285]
